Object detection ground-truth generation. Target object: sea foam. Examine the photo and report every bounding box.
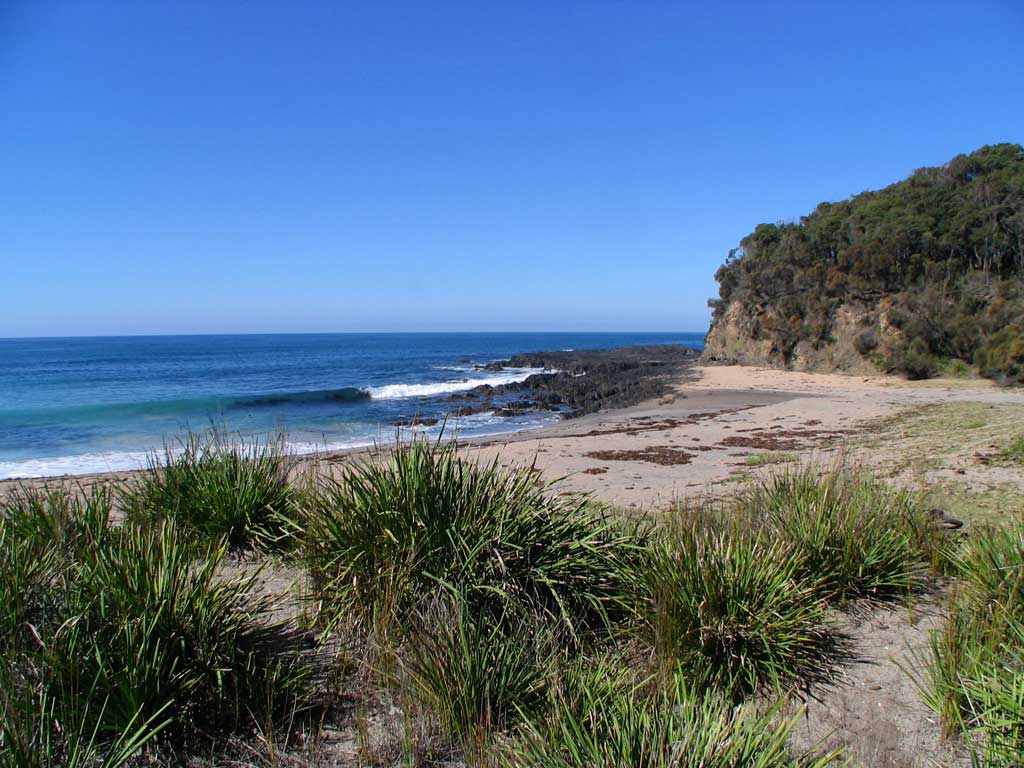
[367,368,543,399]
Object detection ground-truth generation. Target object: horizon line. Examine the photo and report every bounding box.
[0,329,709,341]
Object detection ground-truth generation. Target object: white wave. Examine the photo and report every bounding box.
[367,368,544,400]
[0,450,153,480]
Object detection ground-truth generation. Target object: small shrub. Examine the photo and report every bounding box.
[304,437,645,639]
[400,596,551,765]
[739,466,938,603]
[975,323,1024,386]
[506,666,845,768]
[853,328,879,355]
[121,432,297,551]
[644,519,837,701]
[889,338,939,380]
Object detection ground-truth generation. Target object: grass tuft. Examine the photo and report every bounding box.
[121,431,297,551]
[738,465,940,603]
[916,523,1024,765]
[507,664,846,767]
[304,436,644,640]
[399,595,552,766]
[1,486,311,760]
[644,515,839,701]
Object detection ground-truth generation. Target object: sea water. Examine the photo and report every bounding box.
[0,332,704,479]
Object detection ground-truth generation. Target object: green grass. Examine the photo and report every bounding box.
[737,465,942,603]
[742,452,796,467]
[121,431,297,552]
[399,596,552,766]
[0,486,311,761]
[304,436,645,640]
[644,515,838,701]
[999,435,1024,464]
[917,523,1024,765]
[506,664,846,768]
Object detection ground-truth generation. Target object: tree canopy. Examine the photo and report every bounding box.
[709,144,1024,383]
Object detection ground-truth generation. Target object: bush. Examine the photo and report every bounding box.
[121,432,297,551]
[1,486,310,755]
[644,518,836,701]
[739,465,940,603]
[918,524,1024,764]
[400,596,552,765]
[507,665,845,768]
[852,328,879,355]
[888,337,939,380]
[975,323,1024,385]
[304,437,644,640]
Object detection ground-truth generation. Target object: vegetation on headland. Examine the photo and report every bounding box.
[707,143,1024,383]
[2,431,1022,766]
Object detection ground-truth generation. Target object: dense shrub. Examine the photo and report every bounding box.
[738,466,940,603]
[507,665,845,768]
[708,144,1024,382]
[975,323,1024,385]
[304,437,645,639]
[887,338,940,380]
[121,432,297,551]
[644,519,836,701]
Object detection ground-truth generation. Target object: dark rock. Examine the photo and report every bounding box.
[928,508,965,530]
[392,417,440,428]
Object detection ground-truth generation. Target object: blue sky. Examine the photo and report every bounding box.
[1,1,1022,337]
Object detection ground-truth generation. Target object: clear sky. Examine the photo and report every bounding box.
[2,1,1022,337]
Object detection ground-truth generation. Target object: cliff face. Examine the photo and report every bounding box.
[702,300,903,373]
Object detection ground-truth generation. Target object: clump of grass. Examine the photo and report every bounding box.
[999,435,1024,464]
[47,521,310,743]
[739,465,940,603]
[917,524,1024,763]
[506,664,845,767]
[743,452,796,467]
[1,486,311,758]
[399,595,552,766]
[304,437,644,640]
[644,515,838,701]
[121,431,297,551]
[0,669,169,768]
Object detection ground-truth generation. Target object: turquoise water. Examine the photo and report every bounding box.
[0,332,705,479]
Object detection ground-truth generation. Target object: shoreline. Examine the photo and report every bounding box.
[6,362,1023,513]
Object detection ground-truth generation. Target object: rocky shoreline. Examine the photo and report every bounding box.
[435,344,699,422]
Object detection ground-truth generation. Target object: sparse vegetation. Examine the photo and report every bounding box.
[1000,435,1024,464]
[743,452,796,466]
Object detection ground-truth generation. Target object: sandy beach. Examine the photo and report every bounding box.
[7,363,1024,518]
[5,363,1024,767]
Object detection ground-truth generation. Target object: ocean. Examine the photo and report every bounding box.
[0,332,705,479]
